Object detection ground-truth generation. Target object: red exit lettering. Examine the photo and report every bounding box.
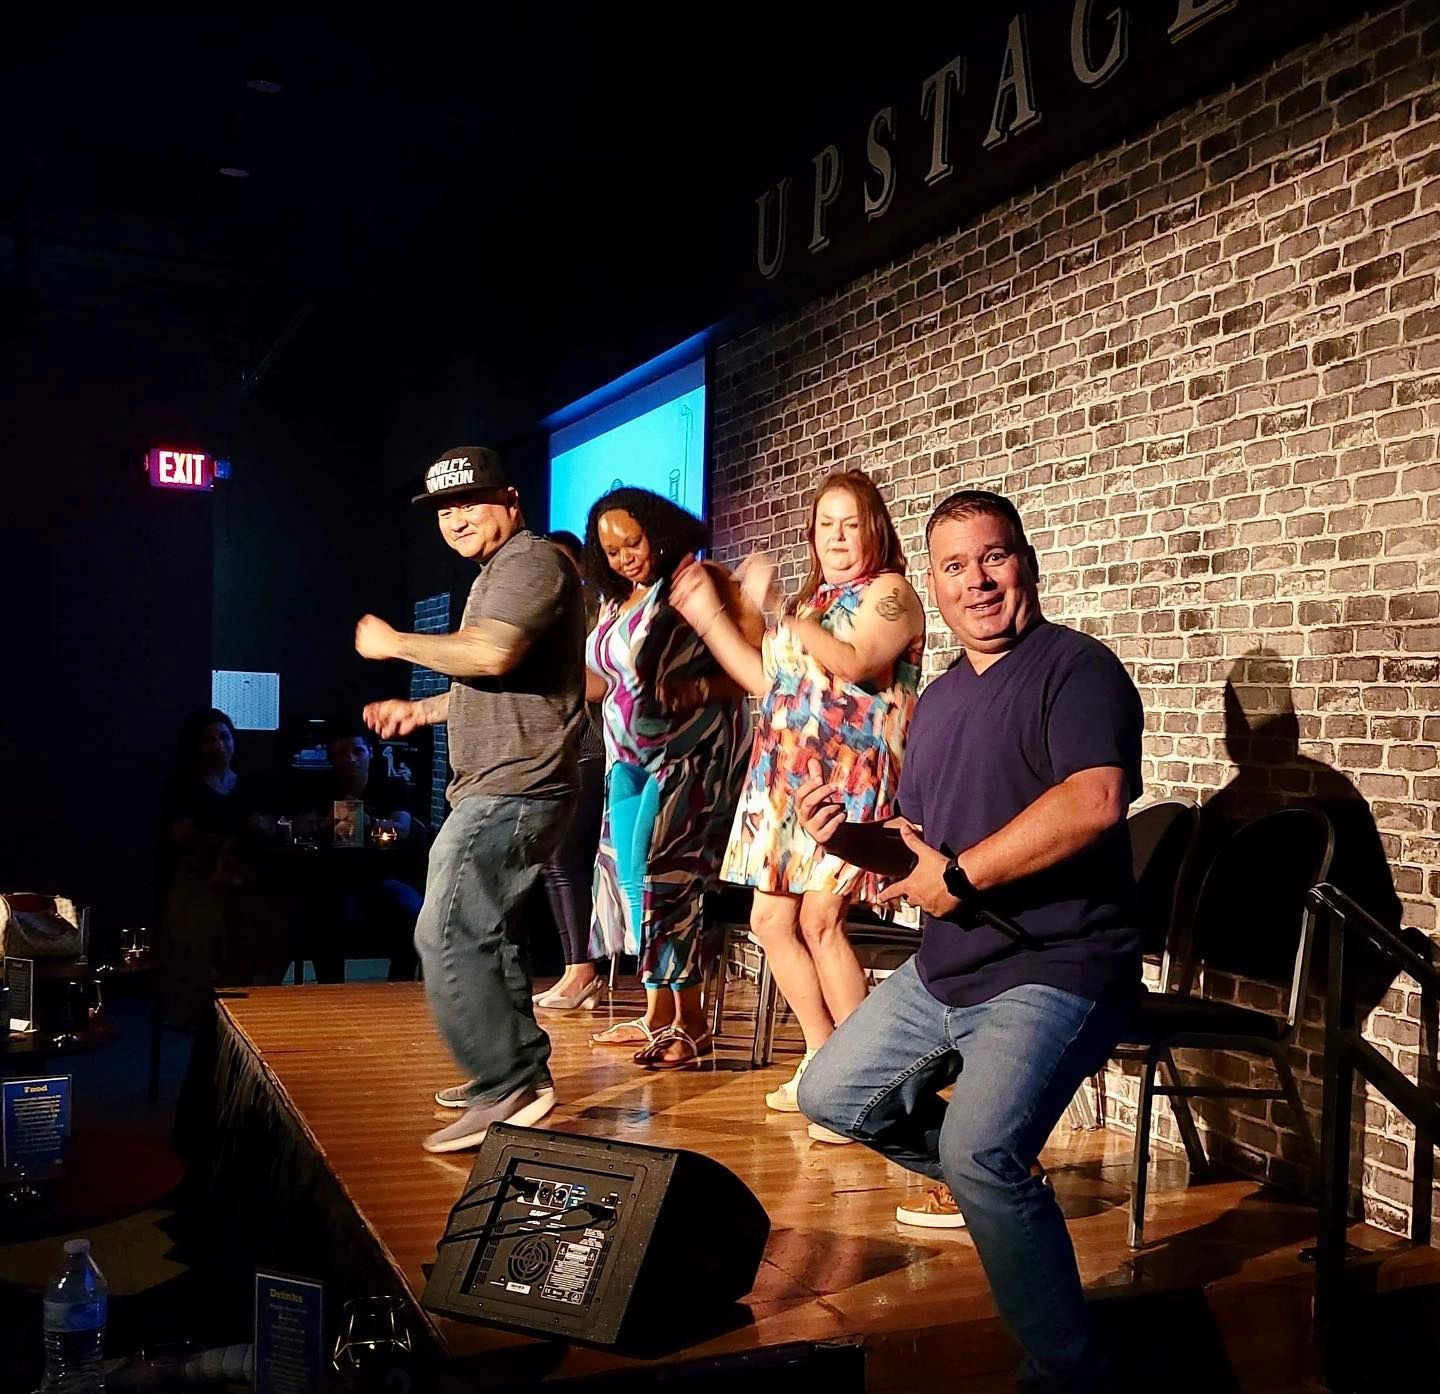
[146,448,213,490]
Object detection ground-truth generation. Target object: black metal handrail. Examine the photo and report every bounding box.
[1311,884,1440,998]
[1310,882,1440,1391]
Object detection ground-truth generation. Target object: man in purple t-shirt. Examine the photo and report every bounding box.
[796,489,1142,1394]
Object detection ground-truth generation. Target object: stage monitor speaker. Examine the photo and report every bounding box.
[421,1123,770,1347]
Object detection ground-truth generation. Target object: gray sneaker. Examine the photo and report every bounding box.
[422,1085,557,1154]
[435,1082,478,1109]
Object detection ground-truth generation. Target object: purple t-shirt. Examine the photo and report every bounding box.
[898,620,1144,1008]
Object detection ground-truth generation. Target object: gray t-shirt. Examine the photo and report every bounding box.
[446,530,585,804]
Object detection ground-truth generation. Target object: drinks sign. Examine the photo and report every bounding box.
[146,448,214,491]
[254,1271,324,1394]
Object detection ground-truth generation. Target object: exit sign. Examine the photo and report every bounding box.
[146,448,214,491]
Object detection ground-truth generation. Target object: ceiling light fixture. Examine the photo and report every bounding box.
[245,79,283,94]
[218,167,251,179]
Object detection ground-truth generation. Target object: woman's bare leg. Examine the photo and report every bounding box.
[750,889,835,1052]
[798,889,868,1028]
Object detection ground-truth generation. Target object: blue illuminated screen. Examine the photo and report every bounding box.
[548,357,705,538]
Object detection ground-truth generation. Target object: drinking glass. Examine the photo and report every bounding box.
[332,1295,415,1391]
[129,1339,202,1390]
[1,1160,41,1208]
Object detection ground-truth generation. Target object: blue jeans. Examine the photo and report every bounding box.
[414,793,571,1104]
[797,958,1125,1394]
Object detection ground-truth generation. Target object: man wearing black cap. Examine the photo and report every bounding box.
[356,446,585,1152]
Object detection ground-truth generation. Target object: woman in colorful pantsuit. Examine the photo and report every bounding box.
[670,471,924,1133]
[584,488,755,1069]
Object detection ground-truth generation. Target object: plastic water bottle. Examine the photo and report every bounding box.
[41,1238,107,1393]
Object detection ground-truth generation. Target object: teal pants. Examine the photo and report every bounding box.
[607,762,700,989]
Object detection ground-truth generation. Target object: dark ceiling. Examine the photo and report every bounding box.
[3,9,943,438]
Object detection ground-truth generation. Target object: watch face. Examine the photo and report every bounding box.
[944,862,971,897]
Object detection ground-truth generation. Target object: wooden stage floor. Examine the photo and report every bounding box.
[214,982,1435,1393]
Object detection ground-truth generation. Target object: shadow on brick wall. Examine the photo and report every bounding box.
[1201,647,1402,945]
[1176,648,1424,1208]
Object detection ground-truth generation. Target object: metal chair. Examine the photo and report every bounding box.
[749,905,921,1065]
[703,887,767,1065]
[1128,799,1202,982]
[1066,800,1200,1130]
[1114,804,1335,1247]
[704,890,921,1069]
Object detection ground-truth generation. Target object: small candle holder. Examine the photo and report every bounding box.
[370,821,400,848]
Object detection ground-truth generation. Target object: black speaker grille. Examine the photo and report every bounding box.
[507,1235,555,1285]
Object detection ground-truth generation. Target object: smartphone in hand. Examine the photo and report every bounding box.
[826,822,918,879]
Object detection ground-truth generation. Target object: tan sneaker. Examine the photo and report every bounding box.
[895,1184,966,1229]
[764,1051,814,1113]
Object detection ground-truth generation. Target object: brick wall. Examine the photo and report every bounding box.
[710,2,1440,1235]
[410,592,453,829]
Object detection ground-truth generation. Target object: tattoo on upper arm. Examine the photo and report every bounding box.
[875,587,907,622]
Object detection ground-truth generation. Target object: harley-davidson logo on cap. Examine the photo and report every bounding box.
[412,445,510,505]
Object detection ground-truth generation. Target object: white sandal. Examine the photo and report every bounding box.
[634,1025,714,1071]
[590,1017,657,1048]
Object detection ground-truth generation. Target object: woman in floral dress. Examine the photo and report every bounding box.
[671,471,924,1133]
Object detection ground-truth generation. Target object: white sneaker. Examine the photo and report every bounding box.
[806,1123,854,1145]
[422,1085,556,1154]
[765,1052,814,1113]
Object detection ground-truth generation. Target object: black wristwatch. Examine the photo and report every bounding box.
[942,857,978,911]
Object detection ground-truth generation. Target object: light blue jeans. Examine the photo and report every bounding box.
[797,957,1125,1394]
[414,793,571,1104]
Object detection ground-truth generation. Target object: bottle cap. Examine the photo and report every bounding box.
[63,1239,91,1256]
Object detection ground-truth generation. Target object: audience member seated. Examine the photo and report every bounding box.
[155,708,291,1026]
[290,725,429,983]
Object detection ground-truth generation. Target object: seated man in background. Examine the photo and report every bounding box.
[325,725,429,845]
[292,724,429,982]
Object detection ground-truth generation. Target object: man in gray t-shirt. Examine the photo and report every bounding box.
[357,445,584,1152]
[446,526,585,805]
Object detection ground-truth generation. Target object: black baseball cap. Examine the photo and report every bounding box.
[412,445,509,505]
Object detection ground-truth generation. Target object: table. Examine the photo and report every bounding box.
[254,842,426,982]
[3,957,117,1073]
[2,1017,121,1070]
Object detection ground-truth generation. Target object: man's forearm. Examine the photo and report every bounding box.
[392,624,526,679]
[416,690,451,726]
[957,771,1126,893]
